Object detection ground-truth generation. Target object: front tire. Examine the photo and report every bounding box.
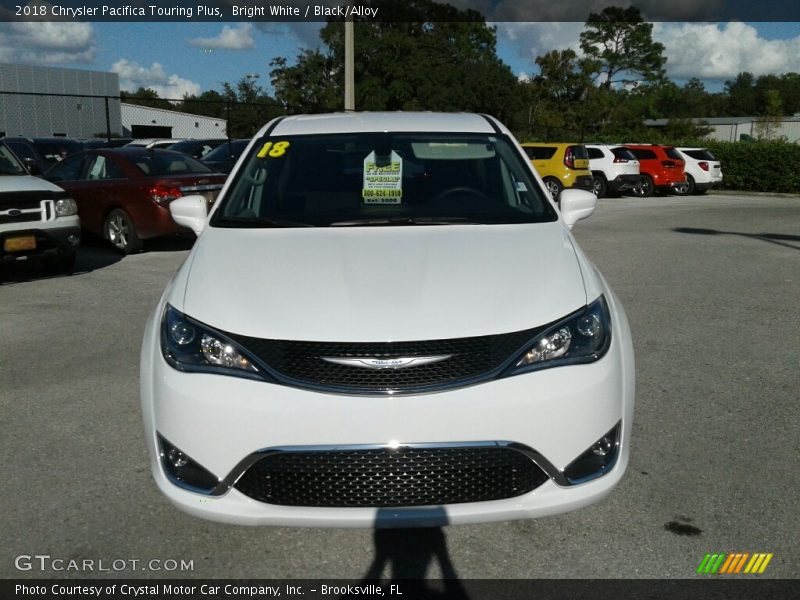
[104,209,142,254]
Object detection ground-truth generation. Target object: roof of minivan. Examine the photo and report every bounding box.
[269,112,498,136]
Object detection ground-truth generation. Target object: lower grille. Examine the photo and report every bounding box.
[234,445,548,507]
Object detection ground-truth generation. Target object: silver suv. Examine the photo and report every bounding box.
[585,144,641,198]
[0,142,80,274]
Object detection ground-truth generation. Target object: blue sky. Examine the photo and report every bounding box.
[1,21,799,98]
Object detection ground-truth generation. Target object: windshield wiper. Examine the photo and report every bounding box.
[214,216,315,228]
[329,216,482,227]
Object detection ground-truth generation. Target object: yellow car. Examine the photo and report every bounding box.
[521,143,594,199]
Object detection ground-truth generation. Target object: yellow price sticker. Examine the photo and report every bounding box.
[257,140,290,158]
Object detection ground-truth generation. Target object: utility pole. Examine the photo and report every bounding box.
[344,17,354,111]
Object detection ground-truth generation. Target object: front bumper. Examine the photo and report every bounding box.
[140,295,635,527]
[0,219,80,262]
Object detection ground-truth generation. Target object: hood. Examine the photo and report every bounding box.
[181,223,587,341]
[0,175,67,194]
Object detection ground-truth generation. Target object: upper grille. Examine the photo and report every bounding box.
[0,211,40,225]
[225,326,544,393]
[233,445,548,507]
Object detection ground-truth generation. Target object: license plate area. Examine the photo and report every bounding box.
[4,236,37,252]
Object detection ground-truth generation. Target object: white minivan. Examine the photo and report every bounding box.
[140,112,635,527]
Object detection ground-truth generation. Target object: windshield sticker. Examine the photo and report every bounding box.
[256,140,290,159]
[362,150,403,204]
[515,181,528,192]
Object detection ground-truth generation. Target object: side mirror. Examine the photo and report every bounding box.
[559,189,597,229]
[170,195,208,236]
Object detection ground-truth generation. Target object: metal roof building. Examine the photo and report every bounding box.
[644,116,800,143]
[1,63,227,140]
[0,63,121,138]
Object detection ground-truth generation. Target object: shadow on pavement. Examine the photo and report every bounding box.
[673,227,800,251]
[0,243,122,285]
[346,521,469,600]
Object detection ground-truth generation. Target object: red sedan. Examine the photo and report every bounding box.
[44,148,227,253]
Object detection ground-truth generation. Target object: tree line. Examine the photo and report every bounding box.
[122,1,800,141]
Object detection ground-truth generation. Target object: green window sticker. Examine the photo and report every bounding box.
[362,150,403,204]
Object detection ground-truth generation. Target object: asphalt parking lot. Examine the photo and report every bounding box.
[1,193,798,580]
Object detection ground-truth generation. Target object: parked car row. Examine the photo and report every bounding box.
[522,141,723,200]
[1,142,229,269]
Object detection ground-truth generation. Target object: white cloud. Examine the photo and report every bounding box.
[654,22,800,80]
[111,59,201,99]
[497,21,800,82]
[495,22,584,75]
[0,21,95,64]
[189,24,255,50]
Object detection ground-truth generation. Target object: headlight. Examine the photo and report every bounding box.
[54,197,78,217]
[161,305,266,380]
[507,296,611,375]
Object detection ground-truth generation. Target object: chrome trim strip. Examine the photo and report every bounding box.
[197,440,568,497]
[320,355,454,370]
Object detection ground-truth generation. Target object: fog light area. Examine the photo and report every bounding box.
[563,422,621,484]
[158,435,219,493]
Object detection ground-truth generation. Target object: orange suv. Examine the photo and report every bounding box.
[624,144,687,197]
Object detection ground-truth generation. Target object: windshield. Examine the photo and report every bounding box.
[203,140,249,161]
[212,133,555,228]
[131,152,212,176]
[0,144,27,175]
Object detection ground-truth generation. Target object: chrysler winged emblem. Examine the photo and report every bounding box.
[320,355,453,369]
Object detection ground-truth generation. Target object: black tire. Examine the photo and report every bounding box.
[673,175,695,196]
[42,251,76,275]
[543,177,563,201]
[632,174,654,198]
[592,175,608,198]
[104,209,142,254]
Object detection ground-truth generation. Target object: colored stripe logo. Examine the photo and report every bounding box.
[697,552,773,574]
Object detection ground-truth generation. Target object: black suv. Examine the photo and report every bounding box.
[1,137,83,175]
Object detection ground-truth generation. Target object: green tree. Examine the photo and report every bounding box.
[179,90,228,119]
[579,6,666,90]
[270,0,520,124]
[270,51,340,114]
[522,49,601,140]
[754,89,784,141]
[120,87,175,110]
[724,72,758,115]
[217,76,283,138]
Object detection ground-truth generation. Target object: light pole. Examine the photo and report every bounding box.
[344,17,354,110]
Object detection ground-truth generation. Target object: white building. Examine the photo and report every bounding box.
[121,103,227,139]
[644,116,800,143]
[0,63,121,138]
[1,63,227,140]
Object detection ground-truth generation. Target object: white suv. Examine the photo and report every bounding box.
[585,144,641,198]
[0,142,80,274]
[674,147,722,195]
